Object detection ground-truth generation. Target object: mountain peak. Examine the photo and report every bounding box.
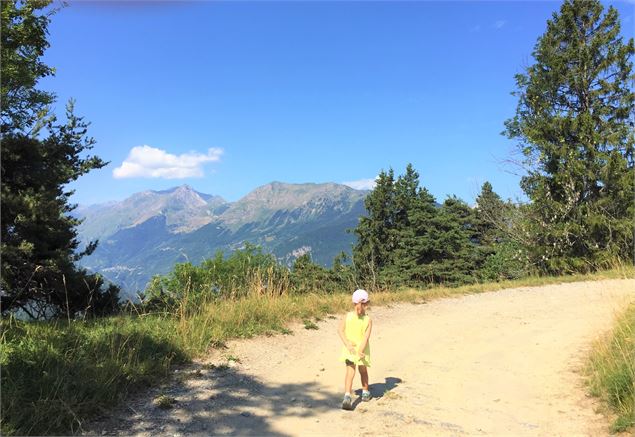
[251,181,355,196]
[155,184,194,195]
[77,184,228,240]
[221,181,366,229]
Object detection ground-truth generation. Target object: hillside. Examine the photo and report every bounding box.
[77,182,368,297]
[76,185,227,242]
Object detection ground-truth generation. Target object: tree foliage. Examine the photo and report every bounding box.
[1,0,119,318]
[474,182,506,248]
[353,165,509,287]
[1,0,55,134]
[504,0,634,272]
[474,182,531,280]
[352,168,396,283]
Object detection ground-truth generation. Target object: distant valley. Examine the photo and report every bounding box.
[76,182,368,299]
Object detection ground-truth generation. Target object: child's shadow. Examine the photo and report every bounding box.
[352,376,402,409]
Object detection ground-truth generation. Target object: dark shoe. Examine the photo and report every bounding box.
[361,391,372,402]
[341,394,353,410]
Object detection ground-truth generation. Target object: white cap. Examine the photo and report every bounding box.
[352,289,369,304]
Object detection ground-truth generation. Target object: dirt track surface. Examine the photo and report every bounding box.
[88,279,634,436]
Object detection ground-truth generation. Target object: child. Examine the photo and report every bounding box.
[338,288,373,410]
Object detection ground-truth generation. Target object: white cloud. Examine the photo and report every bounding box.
[342,178,377,191]
[113,145,223,179]
[494,20,507,29]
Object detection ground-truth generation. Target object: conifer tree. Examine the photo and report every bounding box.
[393,164,420,231]
[432,197,479,283]
[1,0,119,317]
[354,165,483,286]
[504,0,634,272]
[474,182,506,247]
[384,164,428,283]
[353,169,396,284]
[384,184,438,284]
[385,193,477,285]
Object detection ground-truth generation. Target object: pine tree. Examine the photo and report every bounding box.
[393,164,420,231]
[353,169,396,285]
[431,196,479,284]
[1,0,55,134]
[1,0,119,317]
[384,184,438,284]
[383,164,427,284]
[474,182,506,247]
[504,0,634,272]
[354,165,482,286]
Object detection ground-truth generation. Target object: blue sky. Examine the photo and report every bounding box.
[40,0,634,206]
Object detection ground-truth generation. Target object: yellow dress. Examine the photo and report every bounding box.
[339,311,371,367]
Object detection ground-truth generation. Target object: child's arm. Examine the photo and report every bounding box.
[357,318,373,359]
[338,316,356,355]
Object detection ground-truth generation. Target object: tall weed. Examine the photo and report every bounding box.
[586,303,635,433]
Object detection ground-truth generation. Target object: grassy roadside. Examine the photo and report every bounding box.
[586,302,635,433]
[1,267,633,435]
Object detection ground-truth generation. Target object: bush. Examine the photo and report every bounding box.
[480,241,532,281]
[142,244,291,313]
[142,246,362,314]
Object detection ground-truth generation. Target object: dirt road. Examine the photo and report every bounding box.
[89,279,634,436]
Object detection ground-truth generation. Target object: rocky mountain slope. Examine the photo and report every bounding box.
[77,183,368,298]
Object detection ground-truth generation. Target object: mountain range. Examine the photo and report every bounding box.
[76,182,369,298]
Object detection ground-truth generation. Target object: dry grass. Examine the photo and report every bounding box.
[586,302,635,433]
[153,394,177,409]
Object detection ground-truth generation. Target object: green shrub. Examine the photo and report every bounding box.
[480,241,532,281]
[142,244,291,313]
[142,246,358,314]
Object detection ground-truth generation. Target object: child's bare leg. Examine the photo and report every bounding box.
[358,365,369,391]
[344,361,356,394]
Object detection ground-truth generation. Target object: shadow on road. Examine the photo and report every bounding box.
[365,376,403,399]
[88,364,344,436]
[349,376,402,410]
